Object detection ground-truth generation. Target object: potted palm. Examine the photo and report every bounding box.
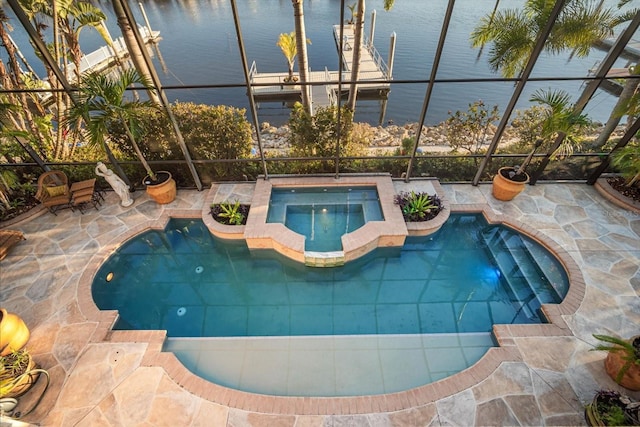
[276,31,310,83]
[608,142,640,207]
[592,334,640,391]
[492,89,590,201]
[65,70,176,204]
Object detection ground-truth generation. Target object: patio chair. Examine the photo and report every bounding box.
[70,178,100,214]
[0,229,26,261]
[35,170,72,215]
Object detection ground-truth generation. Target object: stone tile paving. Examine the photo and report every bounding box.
[0,181,638,426]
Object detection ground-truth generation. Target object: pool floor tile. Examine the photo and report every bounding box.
[164,333,494,397]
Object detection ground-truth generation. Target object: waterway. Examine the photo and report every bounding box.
[3,0,629,126]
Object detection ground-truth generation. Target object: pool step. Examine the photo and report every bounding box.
[519,238,569,298]
[480,227,562,321]
[304,250,345,267]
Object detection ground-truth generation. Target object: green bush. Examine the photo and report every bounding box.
[287,103,367,174]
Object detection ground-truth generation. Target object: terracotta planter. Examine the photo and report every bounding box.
[604,336,640,391]
[492,167,530,201]
[584,390,640,426]
[0,309,30,356]
[0,353,38,398]
[144,171,177,204]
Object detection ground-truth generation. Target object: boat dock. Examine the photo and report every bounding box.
[249,22,393,112]
[33,26,160,105]
[587,63,635,96]
[594,37,640,60]
[68,26,160,83]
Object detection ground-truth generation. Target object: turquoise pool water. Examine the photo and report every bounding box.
[92,214,568,396]
[267,186,384,252]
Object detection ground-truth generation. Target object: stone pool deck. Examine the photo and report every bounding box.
[1,178,638,426]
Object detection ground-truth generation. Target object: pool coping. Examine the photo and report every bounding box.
[76,201,584,416]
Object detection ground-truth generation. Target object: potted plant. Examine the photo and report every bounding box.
[592,334,640,391]
[65,70,177,204]
[276,31,310,84]
[210,200,250,226]
[492,147,537,201]
[605,142,640,208]
[584,389,639,426]
[0,348,38,398]
[492,89,590,201]
[0,308,29,357]
[346,3,357,25]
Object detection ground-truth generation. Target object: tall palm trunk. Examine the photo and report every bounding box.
[592,70,640,149]
[0,20,49,155]
[119,111,155,180]
[347,0,365,111]
[292,0,311,113]
[112,0,160,105]
[52,1,67,159]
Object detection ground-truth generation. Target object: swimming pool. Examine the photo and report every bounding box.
[92,214,568,395]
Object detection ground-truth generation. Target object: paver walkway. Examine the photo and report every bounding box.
[0,180,638,426]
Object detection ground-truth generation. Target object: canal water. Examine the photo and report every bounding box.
[4,0,628,125]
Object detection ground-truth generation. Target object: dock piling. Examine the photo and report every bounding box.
[388,32,396,79]
[369,10,376,48]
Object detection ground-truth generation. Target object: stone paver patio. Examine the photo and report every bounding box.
[1,179,638,426]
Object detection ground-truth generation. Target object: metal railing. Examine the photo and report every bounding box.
[363,34,390,79]
[248,60,258,82]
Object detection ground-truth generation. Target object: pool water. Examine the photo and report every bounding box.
[285,204,365,252]
[267,186,384,252]
[92,214,568,396]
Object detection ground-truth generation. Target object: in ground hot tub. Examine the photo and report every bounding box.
[244,176,408,266]
[267,186,383,252]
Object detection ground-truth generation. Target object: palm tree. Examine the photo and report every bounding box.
[64,69,160,182]
[347,0,395,111]
[56,1,108,82]
[0,8,51,157]
[347,0,365,111]
[0,101,24,211]
[509,88,591,178]
[530,88,591,158]
[470,0,616,79]
[276,31,310,83]
[55,1,108,159]
[590,0,640,150]
[291,0,311,112]
[111,0,160,105]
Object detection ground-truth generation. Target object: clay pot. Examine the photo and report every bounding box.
[0,351,38,398]
[604,336,640,391]
[492,167,530,201]
[144,171,177,204]
[0,309,30,356]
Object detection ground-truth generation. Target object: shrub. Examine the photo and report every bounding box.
[287,103,363,160]
[445,100,500,154]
